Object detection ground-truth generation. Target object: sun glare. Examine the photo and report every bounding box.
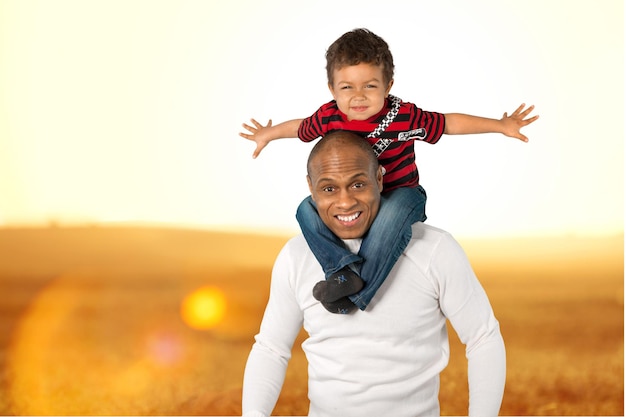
[180,286,227,330]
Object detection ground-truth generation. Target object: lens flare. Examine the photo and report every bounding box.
[180,286,227,330]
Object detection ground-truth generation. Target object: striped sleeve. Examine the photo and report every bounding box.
[298,101,340,142]
[411,105,445,144]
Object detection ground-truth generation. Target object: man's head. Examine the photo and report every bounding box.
[307,131,383,240]
[325,29,395,121]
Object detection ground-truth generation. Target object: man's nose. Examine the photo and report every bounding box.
[336,189,357,208]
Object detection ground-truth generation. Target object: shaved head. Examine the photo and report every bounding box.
[307,131,379,177]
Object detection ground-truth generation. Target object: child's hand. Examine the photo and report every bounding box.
[239,118,273,158]
[501,104,539,142]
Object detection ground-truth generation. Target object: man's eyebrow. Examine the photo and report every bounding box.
[315,172,370,184]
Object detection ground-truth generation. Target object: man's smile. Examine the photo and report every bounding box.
[336,212,361,223]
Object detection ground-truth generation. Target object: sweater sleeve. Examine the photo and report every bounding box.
[430,232,506,417]
[297,101,338,142]
[241,243,304,417]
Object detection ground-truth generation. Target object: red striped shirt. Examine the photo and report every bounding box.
[298,97,445,191]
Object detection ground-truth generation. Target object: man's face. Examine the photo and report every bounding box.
[328,62,393,121]
[307,144,383,240]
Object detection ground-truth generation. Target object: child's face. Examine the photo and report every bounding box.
[328,62,393,121]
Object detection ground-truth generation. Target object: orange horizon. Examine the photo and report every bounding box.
[0,224,622,415]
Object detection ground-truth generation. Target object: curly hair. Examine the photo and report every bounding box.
[325,28,395,86]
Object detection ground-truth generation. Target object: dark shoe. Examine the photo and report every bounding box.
[312,267,364,303]
[321,297,357,314]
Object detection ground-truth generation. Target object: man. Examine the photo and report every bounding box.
[242,131,506,417]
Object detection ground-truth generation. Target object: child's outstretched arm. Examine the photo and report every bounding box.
[239,118,303,158]
[444,103,539,142]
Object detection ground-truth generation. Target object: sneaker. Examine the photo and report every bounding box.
[312,267,364,303]
[321,296,357,314]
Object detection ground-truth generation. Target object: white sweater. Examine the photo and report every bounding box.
[242,223,505,417]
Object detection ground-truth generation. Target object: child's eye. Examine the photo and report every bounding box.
[365,84,377,89]
[341,85,352,90]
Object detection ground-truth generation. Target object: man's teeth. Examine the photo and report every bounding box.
[337,212,360,222]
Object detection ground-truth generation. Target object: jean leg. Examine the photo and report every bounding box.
[349,186,427,310]
[296,196,363,278]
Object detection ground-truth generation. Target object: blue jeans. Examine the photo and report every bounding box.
[296,186,427,310]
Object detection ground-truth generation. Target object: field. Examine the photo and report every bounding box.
[0,226,622,416]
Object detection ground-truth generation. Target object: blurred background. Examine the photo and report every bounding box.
[0,0,623,415]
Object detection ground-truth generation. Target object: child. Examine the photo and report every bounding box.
[240,28,538,314]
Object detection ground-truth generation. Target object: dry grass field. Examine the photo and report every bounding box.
[0,226,622,416]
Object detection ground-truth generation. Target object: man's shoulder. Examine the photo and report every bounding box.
[401,223,468,272]
[409,222,456,249]
[280,233,310,255]
[411,222,451,237]
[272,234,314,272]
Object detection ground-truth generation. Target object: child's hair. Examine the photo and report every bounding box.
[325,28,395,86]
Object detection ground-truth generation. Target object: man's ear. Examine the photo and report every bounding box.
[307,175,314,195]
[376,165,384,192]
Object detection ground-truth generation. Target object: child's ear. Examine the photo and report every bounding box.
[385,79,394,96]
[328,82,337,99]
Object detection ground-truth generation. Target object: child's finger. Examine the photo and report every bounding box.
[524,115,540,125]
[241,123,256,133]
[512,103,526,116]
[253,143,266,159]
[520,104,535,118]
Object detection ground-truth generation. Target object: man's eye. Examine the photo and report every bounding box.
[322,186,335,192]
[353,183,365,189]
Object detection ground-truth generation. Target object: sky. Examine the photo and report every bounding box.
[0,0,623,238]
